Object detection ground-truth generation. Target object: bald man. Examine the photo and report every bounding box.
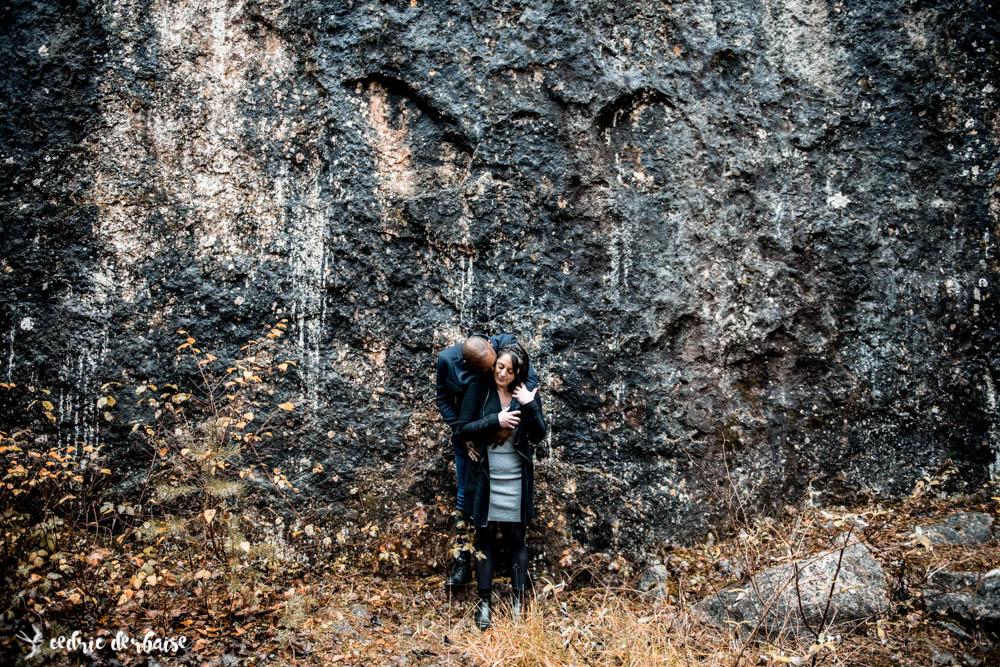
[436,333,539,589]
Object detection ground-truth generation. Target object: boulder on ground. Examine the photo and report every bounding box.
[923,513,996,546]
[694,540,889,636]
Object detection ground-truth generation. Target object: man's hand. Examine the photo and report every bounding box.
[492,427,513,448]
[513,383,538,405]
[466,441,479,463]
[498,406,521,429]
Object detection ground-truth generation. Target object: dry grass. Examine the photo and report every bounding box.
[463,591,732,666]
[300,577,859,666]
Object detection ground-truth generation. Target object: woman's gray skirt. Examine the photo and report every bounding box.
[487,431,522,523]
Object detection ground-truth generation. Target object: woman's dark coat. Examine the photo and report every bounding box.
[457,374,546,527]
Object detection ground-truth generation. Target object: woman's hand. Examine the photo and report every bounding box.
[513,383,538,405]
[466,441,479,463]
[498,406,521,429]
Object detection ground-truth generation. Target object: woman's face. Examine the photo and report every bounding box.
[494,352,516,390]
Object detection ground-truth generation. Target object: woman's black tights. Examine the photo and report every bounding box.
[474,521,528,594]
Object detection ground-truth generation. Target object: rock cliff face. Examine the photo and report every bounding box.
[1,0,998,551]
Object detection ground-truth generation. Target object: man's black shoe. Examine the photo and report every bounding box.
[444,553,472,589]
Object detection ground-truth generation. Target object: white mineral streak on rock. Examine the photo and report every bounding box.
[58,332,108,454]
[456,196,474,247]
[599,191,633,317]
[985,371,1000,479]
[762,0,842,92]
[458,255,474,328]
[605,219,621,295]
[987,372,998,413]
[6,329,14,382]
[284,171,329,409]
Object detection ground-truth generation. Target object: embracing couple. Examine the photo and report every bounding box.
[435,334,546,630]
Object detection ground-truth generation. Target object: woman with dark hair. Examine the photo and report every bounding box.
[457,342,546,630]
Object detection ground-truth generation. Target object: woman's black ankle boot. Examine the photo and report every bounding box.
[511,588,525,620]
[474,589,492,631]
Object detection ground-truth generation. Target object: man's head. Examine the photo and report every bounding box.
[461,335,496,374]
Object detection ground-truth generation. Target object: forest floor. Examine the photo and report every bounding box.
[7,490,995,666]
[240,492,1000,666]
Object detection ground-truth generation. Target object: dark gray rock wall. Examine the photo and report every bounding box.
[1,0,997,551]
